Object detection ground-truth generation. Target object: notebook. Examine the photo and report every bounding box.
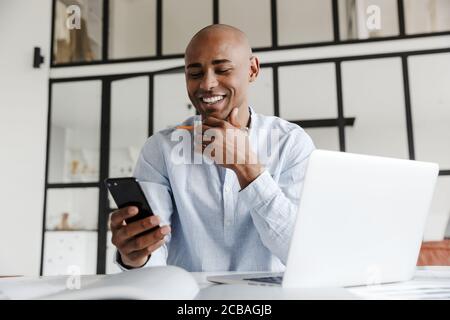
[0,266,199,300]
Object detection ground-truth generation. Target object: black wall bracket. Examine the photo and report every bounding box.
[33,47,45,68]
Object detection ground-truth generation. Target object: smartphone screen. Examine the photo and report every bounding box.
[105,177,154,225]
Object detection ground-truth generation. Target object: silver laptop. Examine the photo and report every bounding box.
[208,150,439,288]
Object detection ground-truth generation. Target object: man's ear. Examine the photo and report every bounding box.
[249,56,260,83]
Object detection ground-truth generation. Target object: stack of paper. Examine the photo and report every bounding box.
[349,267,450,300]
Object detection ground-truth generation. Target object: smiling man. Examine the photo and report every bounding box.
[110,24,315,272]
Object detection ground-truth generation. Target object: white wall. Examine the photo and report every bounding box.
[0,0,51,275]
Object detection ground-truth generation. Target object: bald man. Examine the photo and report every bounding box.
[110,25,315,272]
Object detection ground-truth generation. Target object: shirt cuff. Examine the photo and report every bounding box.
[237,170,280,213]
[114,250,150,271]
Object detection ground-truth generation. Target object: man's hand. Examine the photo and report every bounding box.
[110,206,171,269]
[200,108,263,189]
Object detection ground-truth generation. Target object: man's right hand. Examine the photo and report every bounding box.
[110,206,171,269]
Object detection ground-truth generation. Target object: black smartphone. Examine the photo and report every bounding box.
[105,177,154,225]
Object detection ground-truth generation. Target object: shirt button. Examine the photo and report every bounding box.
[224,186,231,193]
[225,219,232,226]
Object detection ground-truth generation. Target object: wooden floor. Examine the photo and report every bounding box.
[417,240,450,266]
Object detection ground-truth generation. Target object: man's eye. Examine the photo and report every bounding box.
[217,69,231,74]
[189,73,202,78]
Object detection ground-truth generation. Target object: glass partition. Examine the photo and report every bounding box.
[248,67,275,116]
[277,0,334,45]
[278,63,338,120]
[48,80,102,183]
[109,0,157,59]
[43,231,97,276]
[304,128,340,151]
[339,0,399,40]
[53,0,103,63]
[46,187,99,231]
[409,53,450,168]
[404,0,450,35]
[219,0,272,48]
[342,58,409,158]
[153,72,196,132]
[110,76,149,177]
[162,0,213,55]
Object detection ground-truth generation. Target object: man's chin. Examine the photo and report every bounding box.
[201,107,232,120]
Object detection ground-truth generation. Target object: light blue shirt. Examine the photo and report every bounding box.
[119,108,315,272]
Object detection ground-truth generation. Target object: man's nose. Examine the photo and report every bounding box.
[199,70,218,91]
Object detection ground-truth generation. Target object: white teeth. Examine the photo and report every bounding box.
[202,95,224,104]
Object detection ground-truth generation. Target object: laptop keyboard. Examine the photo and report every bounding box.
[243,276,283,284]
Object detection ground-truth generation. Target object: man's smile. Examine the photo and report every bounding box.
[201,95,225,104]
[197,93,229,113]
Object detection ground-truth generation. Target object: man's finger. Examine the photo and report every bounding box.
[227,107,240,128]
[110,206,139,230]
[120,215,160,240]
[121,225,171,254]
[125,239,166,262]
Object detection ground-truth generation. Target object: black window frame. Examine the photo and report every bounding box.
[50,0,450,67]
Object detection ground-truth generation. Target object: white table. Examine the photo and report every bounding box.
[191,267,450,300]
[1,267,449,300]
[190,271,357,299]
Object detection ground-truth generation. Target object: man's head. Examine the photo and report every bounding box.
[184,24,259,123]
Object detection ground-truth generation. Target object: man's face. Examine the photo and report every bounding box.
[184,32,255,120]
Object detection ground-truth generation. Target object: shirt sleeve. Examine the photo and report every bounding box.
[237,128,315,264]
[115,133,174,269]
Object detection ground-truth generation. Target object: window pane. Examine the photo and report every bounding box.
[339,0,399,40]
[342,58,409,158]
[110,76,149,178]
[219,0,272,48]
[423,176,450,240]
[278,63,338,120]
[48,81,102,183]
[163,0,213,55]
[409,53,450,168]
[53,0,103,63]
[106,230,121,274]
[109,0,157,59]
[43,231,97,276]
[277,0,333,46]
[405,0,450,35]
[45,188,99,231]
[153,72,196,132]
[304,128,340,151]
[249,67,274,116]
